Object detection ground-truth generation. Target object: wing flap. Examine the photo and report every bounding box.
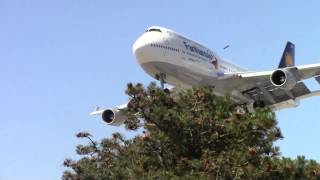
[242,82,311,107]
[315,76,320,84]
[291,82,311,97]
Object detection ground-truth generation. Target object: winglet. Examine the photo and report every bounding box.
[278,41,295,68]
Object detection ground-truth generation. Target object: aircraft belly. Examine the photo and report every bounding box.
[140,61,201,87]
[140,61,234,95]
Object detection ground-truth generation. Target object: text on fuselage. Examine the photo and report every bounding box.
[183,41,214,60]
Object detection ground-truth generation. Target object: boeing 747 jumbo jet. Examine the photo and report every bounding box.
[91,26,320,126]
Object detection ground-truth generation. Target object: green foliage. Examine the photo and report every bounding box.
[63,83,320,180]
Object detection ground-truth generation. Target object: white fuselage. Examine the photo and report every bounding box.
[132,26,248,96]
[91,27,320,125]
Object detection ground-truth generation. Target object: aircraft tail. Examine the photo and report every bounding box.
[278,41,295,68]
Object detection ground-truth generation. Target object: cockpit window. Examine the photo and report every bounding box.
[145,28,162,33]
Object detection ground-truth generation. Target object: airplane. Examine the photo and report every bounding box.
[91,26,320,126]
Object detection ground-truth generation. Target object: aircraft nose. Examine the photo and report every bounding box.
[132,36,148,60]
[133,32,162,62]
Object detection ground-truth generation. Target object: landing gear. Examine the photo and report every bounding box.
[253,100,266,108]
[234,103,252,115]
[235,105,246,115]
[155,72,167,89]
[234,101,265,115]
[233,103,258,115]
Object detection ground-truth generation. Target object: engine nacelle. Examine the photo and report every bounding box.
[270,69,297,90]
[101,108,127,126]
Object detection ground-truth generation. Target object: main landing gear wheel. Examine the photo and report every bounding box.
[253,100,266,108]
[234,103,250,115]
[155,73,167,89]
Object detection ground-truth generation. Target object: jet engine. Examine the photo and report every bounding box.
[101,108,127,126]
[270,69,297,90]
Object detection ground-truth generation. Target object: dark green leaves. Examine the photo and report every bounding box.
[63,83,320,180]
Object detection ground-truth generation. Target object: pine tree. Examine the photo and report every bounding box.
[62,83,320,180]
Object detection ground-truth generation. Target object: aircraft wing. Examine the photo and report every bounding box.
[238,63,320,82]
[227,63,320,110]
[295,63,320,80]
[90,104,128,126]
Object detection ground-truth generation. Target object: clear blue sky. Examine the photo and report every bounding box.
[1,0,320,179]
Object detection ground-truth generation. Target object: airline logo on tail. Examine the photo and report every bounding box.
[285,52,294,66]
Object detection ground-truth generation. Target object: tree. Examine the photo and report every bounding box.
[62,83,320,180]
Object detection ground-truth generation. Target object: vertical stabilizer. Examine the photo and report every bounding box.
[278,41,295,68]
